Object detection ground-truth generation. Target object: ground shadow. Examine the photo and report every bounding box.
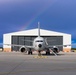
[42,53,65,56]
[23,52,65,56]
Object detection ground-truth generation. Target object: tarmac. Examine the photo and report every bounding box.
[0,52,76,75]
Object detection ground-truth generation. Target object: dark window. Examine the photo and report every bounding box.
[36,40,43,42]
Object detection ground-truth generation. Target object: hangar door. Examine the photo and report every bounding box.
[12,36,63,51]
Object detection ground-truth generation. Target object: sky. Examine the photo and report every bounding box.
[0,0,76,47]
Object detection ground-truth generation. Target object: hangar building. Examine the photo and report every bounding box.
[3,28,71,52]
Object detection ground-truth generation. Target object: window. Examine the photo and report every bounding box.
[36,40,43,42]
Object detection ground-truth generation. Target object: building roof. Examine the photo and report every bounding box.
[4,28,71,36]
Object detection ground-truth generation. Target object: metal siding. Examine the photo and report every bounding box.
[19,36,25,45]
[12,36,19,51]
[24,36,31,45]
[43,36,63,50]
[12,36,63,51]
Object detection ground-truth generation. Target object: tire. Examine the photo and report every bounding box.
[28,51,30,55]
[46,50,50,55]
[28,50,32,55]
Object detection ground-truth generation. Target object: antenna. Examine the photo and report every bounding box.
[38,22,40,37]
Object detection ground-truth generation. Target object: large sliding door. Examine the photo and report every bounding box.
[12,36,63,51]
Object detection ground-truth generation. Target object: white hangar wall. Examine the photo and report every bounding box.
[3,28,71,52]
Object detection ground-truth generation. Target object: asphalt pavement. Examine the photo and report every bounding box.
[0,52,76,75]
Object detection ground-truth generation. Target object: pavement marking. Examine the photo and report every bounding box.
[33,55,47,58]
